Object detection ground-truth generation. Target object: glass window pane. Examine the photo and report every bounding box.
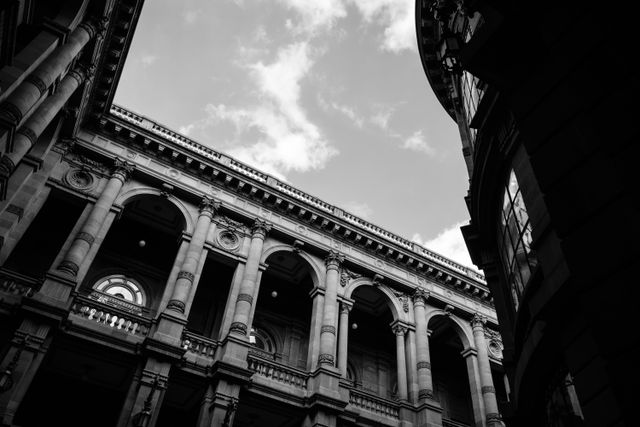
[508,170,518,198]
[513,191,529,230]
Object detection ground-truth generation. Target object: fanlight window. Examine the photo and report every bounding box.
[497,170,537,311]
[249,326,275,353]
[93,275,145,306]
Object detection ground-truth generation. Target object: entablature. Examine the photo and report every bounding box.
[76,108,493,314]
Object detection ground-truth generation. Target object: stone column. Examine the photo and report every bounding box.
[412,288,435,401]
[57,159,133,277]
[392,323,409,401]
[472,314,502,426]
[0,64,92,199]
[306,286,325,370]
[337,300,352,377]
[318,250,343,367]
[165,198,218,314]
[0,17,104,131]
[228,219,271,336]
[462,347,486,427]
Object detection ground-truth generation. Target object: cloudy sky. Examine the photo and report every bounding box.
[114,0,475,268]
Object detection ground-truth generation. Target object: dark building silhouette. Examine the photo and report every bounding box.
[416,1,638,426]
[0,1,507,426]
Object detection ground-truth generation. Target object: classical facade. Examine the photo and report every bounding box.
[416,1,636,426]
[0,1,506,426]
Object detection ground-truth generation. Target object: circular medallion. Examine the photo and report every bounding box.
[64,168,95,191]
[216,229,240,252]
[488,339,503,359]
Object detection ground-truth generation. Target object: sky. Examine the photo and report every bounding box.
[114,0,476,269]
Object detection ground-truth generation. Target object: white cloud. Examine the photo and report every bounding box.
[276,0,347,35]
[349,0,417,53]
[402,130,436,156]
[412,222,477,269]
[183,42,338,178]
[140,54,157,67]
[340,201,373,219]
[370,107,394,130]
[318,96,364,128]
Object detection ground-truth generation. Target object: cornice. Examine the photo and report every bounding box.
[84,107,494,309]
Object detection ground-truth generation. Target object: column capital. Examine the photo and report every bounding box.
[412,288,430,306]
[112,159,134,182]
[339,301,353,314]
[325,250,344,271]
[471,313,487,331]
[392,323,408,336]
[250,218,271,240]
[199,197,220,217]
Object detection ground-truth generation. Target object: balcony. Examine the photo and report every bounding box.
[68,292,152,342]
[247,352,309,394]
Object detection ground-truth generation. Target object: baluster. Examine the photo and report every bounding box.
[109,315,118,327]
[88,308,96,320]
[131,322,139,335]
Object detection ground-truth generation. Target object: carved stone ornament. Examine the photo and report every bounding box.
[251,218,272,239]
[63,168,96,191]
[391,290,410,313]
[340,269,361,287]
[216,229,240,252]
[487,337,504,359]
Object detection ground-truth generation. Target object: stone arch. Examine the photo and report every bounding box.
[344,277,405,323]
[115,186,193,234]
[260,243,322,289]
[425,308,474,350]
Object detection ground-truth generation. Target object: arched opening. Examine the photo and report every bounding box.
[81,195,185,315]
[348,285,397,399]
[428,315,474,426]
[251,251,314,368]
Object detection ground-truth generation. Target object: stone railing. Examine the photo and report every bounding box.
[181,331,217,359]
[88,289,144,314]
[109,104,486,284]
[275,181,334,213]
[348,387,400,419]
[70,295,151,336]
[0,270,39,298]
[247,353,308,389]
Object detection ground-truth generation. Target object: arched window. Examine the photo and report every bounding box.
[92,275,146,308]
[249,326,276,354]
[497,170,538,310]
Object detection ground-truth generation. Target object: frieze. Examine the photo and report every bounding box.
[84,123,495,311]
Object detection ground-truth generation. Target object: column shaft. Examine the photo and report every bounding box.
[1,65,89,196]
[166,198,217,313]
[57,160,133,276]
[318,251,343,366]
[229,219,270,336]
[394,325,408,401]
[472,315,502,426]
[0,18,101,127]
[412,290,434,400]
[337,302,350,376]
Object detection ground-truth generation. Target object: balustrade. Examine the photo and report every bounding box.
[0,270,38,298]
[70,295,151,336]
[348,387,400,419]
[247,353,308,389]
[181,331,218,359]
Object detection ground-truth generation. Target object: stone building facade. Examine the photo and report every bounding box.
[416,0,637,426]
[1,1,505,426]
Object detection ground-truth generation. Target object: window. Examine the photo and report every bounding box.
[497,170,537,310]
[249,326,275,353]
[92,275,146,307]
